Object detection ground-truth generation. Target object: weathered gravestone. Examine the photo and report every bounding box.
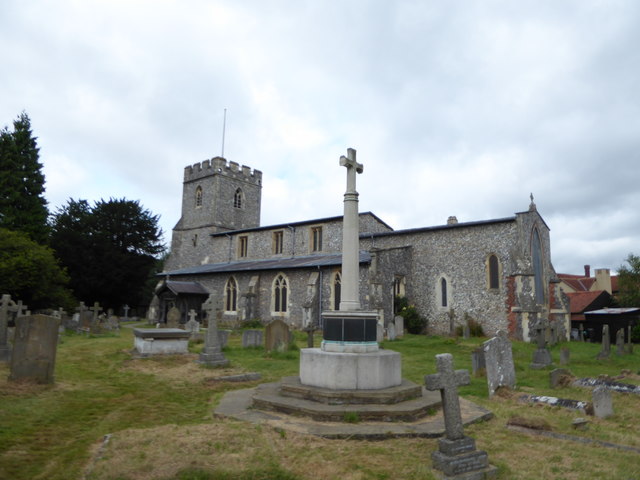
[425,353,498,479]
[376,323,384,343]
[483,330,516,397]
[387,321,397,341]
[8,314,60,384]
[550,368,573,389]
[218,329,231,348]
[185,309,201,338]
[592,386,613,418]
[471,348,486,377]
[0,294,19,361]
[530,320,553,369]
[242,329,263,348]
[133,328,190,355]
[166,306,181,329]
[560,347,570,366]
[394,315,404,338]
[198,295,228,366]
[265,319,291,352]
[462,323,470,340]
[615,329,625,356]
[597,324,611,359]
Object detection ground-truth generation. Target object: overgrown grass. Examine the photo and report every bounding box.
[0,328,639,480]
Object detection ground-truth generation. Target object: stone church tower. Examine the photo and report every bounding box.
[164,157,262,271]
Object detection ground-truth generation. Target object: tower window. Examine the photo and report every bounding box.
[195,186,203,207]
[234,188,243,208]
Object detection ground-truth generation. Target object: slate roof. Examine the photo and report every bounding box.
[162,280,209,295]
[161,251,371,277]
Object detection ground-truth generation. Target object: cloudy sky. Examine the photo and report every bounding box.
[2,1,639,274]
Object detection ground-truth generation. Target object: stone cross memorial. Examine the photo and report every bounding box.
[597,324,611,359]
[198,295,228,367]
[425,353,497,479]
[530,319,553,369]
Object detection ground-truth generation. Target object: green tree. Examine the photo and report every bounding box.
[0,112,49,244]
[0,228,74,310]
[617,253,640,307]
[50,198,165,310]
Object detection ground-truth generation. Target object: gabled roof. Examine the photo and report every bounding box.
[161,251,372,276]
[565,290,611,314]
[558,274,597,292]
[159,280,209,295]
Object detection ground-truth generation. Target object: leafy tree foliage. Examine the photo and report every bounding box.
[0,228,74,310]
[617,253,640,307]
[0,113,49,244]
[50,198,165,310]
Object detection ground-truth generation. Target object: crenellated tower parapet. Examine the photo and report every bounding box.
[184,157,262,186]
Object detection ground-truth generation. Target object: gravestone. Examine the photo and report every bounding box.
[597,324,610,359]
[185,309,201,338]
[387,321,397,341]
[265,319,291,352]
[471,348,486,377]
[578,323,584,342]
[133,328,190,355]
[242,329,263,348]
[218,329,231,348]
[530,320,552,369]
[0,294,19,361]
[425,353,498,479]
[394,315,404,338]
[198,295,228,367]
[592,386,613,418]
[483,330,516,397]
[550,368,573,389]
[8,314,60,384]
[615,329,625,356]
[559,347,570,366]
[376,323,384,343]
[462,323,470,340]
[166,307,181,328]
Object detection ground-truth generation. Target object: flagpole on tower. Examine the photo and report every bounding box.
[221,108,227,158]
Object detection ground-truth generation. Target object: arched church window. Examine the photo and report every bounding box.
[332,271,342,310]
[273,273,288,313]
[234,188,243,208]
[488,254,500,290]
[225,277,238,312]
[440,277,448,307]
[195,186,203,207]
[532,229,544,304]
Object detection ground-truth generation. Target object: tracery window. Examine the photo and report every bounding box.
[273,273,288,313]
[195,186,203,207]
[225,277,238,312]
[234,188,243,208]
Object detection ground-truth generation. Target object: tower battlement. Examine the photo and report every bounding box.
[184,157,262,185]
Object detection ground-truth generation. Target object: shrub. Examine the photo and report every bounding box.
[395,296,427,334]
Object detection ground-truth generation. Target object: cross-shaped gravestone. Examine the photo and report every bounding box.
[188,309,198,323]
[123,304,130,320]
[89,302,103,323]
[15,300,28,317]
[597,324,611,359]
[198,294,228,366]
[531,319,553,369]
[0,294,18,361]
[76,302,87,315]
[425,353,470,441]
[534,319,547,349]
[425,353,497,478]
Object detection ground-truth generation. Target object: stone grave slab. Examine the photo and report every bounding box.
[133,328,190,355]
[243,329,263,348]
[9,314,60,384]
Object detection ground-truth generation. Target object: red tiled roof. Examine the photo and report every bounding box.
[565,290,611,314]
[558,275,596,292]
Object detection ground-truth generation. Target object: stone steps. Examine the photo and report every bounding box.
[252,377,442,422]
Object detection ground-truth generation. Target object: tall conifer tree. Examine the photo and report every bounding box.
[0,112,49,244]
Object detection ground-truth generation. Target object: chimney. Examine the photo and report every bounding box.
[447,216,458,225]
[595,269,612,294]
[584,265,591,277]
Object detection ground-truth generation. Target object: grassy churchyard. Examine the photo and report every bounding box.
[1,326,639,480]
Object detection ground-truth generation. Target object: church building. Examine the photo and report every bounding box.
[154,156,570,342]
